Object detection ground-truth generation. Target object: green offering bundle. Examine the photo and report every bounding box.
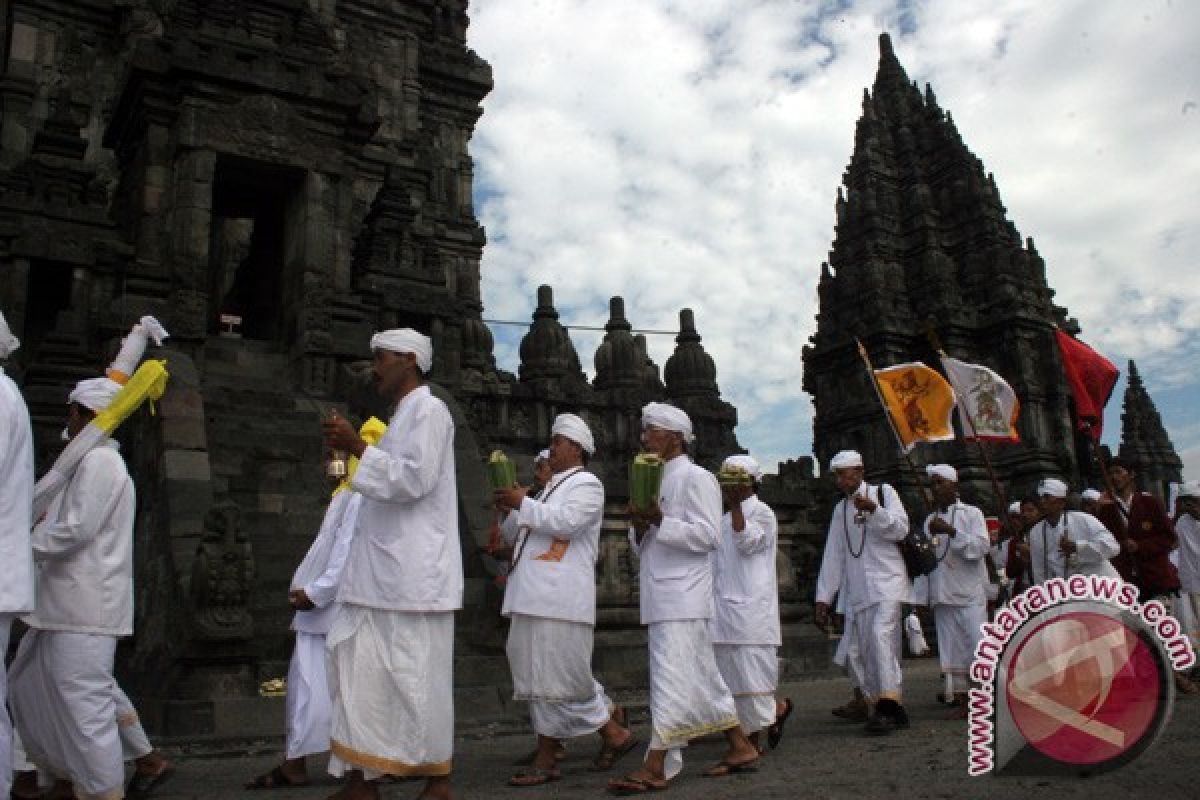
[629,453,665,511]
[717,463,753,488]
[486,450,516,490]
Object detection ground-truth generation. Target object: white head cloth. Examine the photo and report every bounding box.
[110,315,169,378]
[535,449,550,463]
[1038,478,1069,498]
[829,450,863,471]
[0,310,18,359]
[552,412,595,455]
[1081,489,1103,502]
[1008,501,1022,515]
[370,328,433,373]
[723,454,763,482]
[926,464,958,482]
[69,377,122,412]
[1178,481,1200,499]
[641,402,694,443]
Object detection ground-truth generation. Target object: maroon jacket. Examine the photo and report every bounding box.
[1095,492,1179,597]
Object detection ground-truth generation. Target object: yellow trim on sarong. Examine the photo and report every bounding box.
[655,714,739,747]
[876,690,902,701]
[330,740,452,777]
[116,711,139,728]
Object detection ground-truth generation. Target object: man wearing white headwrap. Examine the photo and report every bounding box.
[1012,478,1119,585]
[608,404,757,794]
[921,465,989,716]
[321,329,459,800]
[9,367,136,800]
[246,419,383,790]
[494,413,635,787]
[0,310,34,799]
[710,455,790,752]
[1080,488,1103,516]
[814,450,912,735]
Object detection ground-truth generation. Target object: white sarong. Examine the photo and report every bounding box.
[934,602,987,692]
[1178,591,1200,653]
[842,601,904,702]
[114,685,152,761]
[327,605,453,779]
[9,630,123,800]
[712,644,777,734]
[507,614,611,738]
[646,619,738,778]
[286,631,333,759]
[0,615,12,797]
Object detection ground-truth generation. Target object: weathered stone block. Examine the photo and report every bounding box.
[164,449,211,483]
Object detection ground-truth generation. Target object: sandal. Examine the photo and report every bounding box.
[590,734,641,771]
[766,697,794,750]
[607,774,669,795]
[127,763,176,799]
[702,757,760,777]
[245,765,310,790]
[508,766,561,787]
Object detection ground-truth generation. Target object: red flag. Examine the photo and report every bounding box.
[1054,330,1119,440]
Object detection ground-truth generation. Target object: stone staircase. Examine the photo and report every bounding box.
[201,337,328,673]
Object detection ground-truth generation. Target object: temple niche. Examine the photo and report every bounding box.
[0,2,826,737]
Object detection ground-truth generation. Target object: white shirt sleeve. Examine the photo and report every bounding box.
[351,400,451,504]
[654,470,722,554]
[515,477,603,540]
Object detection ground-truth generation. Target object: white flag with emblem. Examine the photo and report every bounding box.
[940,356,1020,443]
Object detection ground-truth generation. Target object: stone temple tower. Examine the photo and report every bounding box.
[1118,360,1183,498]
[801,32,1094,510]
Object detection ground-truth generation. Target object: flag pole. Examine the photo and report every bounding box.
[855,338,932,513]
[921,324,1011,525]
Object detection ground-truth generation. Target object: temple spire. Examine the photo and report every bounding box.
[1118,360,1182,496]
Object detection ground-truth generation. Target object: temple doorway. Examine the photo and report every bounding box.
[208,156,306,342]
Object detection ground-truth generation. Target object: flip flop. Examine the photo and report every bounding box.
[512,741,567,766]
[767,696,794,749]
[126,764,177,799]
[702,758,760,778]
[590,734,641,771]
[507,766,562,787]
[607,775,669,795]
[244,765,309,791]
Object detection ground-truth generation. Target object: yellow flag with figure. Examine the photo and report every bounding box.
[873,362,957,452]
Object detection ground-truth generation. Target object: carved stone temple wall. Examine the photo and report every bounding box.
[0,2,830,738]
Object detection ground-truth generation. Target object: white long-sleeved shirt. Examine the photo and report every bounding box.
[925,499,990,607]
[500,467,604,625]
[0,368,34,614]
[628,454,722,624]
[291,490,362,634]
[1174,513,1200,592]
[1028,511,1119,585]
[27,442,135,635]
[339,385,462,612]
[815,482,910,613]
[711,494,781,646]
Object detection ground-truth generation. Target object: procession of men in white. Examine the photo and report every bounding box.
[2,309,1186,799]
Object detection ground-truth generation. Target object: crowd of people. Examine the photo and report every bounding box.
[3,316,1198,799]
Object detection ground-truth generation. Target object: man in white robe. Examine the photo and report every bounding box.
[246,419,382,790]
[494,414,636,786]
[814,450,911,735]
[710,455,790,752]
[1011,478,1119,585]
[0,311,34,799]
[9,376,136,800]
[321,329,459,800]
[922,464,989,717]
[608,403,758,794]
[1172,482,1200,656]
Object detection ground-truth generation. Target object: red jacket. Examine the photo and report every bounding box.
[1095,492,1179,597]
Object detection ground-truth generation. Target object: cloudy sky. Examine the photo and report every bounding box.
[465,0,1200,479]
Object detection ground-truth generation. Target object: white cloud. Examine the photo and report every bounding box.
[467,0,1200,476]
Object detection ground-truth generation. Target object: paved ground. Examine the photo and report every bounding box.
[141,659,1200,799]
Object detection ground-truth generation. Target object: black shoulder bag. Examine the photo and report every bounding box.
[878,484,937,580]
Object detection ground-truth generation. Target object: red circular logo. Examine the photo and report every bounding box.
[1005,611,1163,765]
